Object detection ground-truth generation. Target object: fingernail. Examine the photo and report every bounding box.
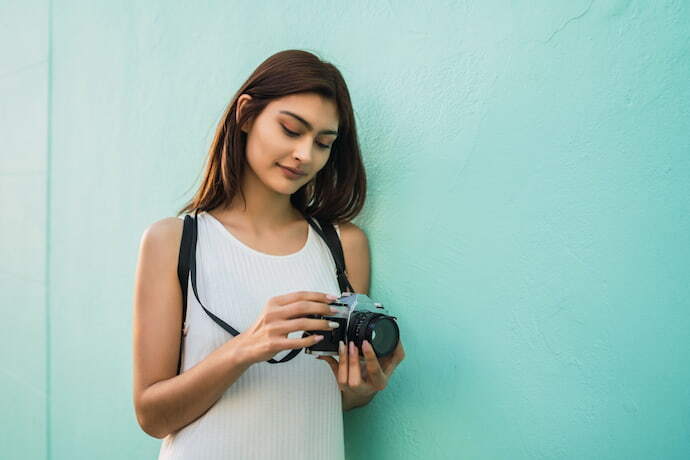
[339,341,345,352]
[314,335,324,342]
[330,306,342,313]
[326,294,338,300]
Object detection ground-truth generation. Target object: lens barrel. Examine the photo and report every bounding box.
[349,311,400,357]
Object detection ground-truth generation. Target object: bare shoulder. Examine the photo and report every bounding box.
[142,216,184,244]
[135,216,186,288]
[139,217,184,260]
[338,221,368,246]
[337,222,371,295]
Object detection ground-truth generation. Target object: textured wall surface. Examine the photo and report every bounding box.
[0,0,49,459]
[2,1,689,459]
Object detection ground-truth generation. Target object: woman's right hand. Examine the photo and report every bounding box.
[228,291,340,365]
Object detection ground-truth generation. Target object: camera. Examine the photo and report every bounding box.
[303,293,399,358]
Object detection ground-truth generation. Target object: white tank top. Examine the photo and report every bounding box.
[158,211,345,460]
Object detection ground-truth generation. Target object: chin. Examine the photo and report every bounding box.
[269,179,303,196]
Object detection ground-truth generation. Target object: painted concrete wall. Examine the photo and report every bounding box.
[0,0,49,459]
[2,1,689,459]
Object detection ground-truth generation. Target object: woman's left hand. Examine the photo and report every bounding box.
[317,339,405,408]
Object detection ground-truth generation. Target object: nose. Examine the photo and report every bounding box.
[292,137,317,163]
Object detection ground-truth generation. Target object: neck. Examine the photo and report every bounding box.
[211,169,303,234]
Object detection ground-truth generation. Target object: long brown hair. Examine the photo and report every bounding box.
[178,49,366,224]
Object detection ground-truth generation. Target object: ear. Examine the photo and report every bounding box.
[236,94,254,133]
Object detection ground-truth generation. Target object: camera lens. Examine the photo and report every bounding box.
[350,312,399,357]
[368,316,399,357]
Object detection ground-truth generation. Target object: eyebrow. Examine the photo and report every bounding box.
[279,110,338,136]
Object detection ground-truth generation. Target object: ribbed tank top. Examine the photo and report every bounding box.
[158,211,345,460]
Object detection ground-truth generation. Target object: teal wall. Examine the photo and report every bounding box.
[2,1,689,459]
[1,0,49,458]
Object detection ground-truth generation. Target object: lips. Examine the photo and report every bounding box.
[278,164,306,176]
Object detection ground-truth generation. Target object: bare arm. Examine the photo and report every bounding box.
[330,222,405,411]
[338,222,374,411]
[132,218,335,438]
[132,217,253,438]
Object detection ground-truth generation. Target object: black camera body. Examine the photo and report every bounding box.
[303,293,399,358]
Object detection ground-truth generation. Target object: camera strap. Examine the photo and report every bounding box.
[176,210,353,374]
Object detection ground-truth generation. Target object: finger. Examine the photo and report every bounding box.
[272,291,338,308]
[338,341,348,387]
[278,334,324,350]
[348,341,362,387]
[362,340,387,390]
[279,300,339,320]
[383,340,406,375]
[272,318,338,335]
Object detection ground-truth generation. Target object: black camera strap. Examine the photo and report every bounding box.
[306,215,354,295]
[176,210,353,374]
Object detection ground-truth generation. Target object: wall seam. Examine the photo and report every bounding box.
[45,0,53,458]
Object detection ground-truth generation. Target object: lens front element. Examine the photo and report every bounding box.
[367,316,399,357]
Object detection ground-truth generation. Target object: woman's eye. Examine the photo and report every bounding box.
[282,126,299,137]
[282,126,331,149]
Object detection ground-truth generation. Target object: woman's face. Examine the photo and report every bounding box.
[238,92,339,196]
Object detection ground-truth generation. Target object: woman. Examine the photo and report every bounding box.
[132,49,405,459]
